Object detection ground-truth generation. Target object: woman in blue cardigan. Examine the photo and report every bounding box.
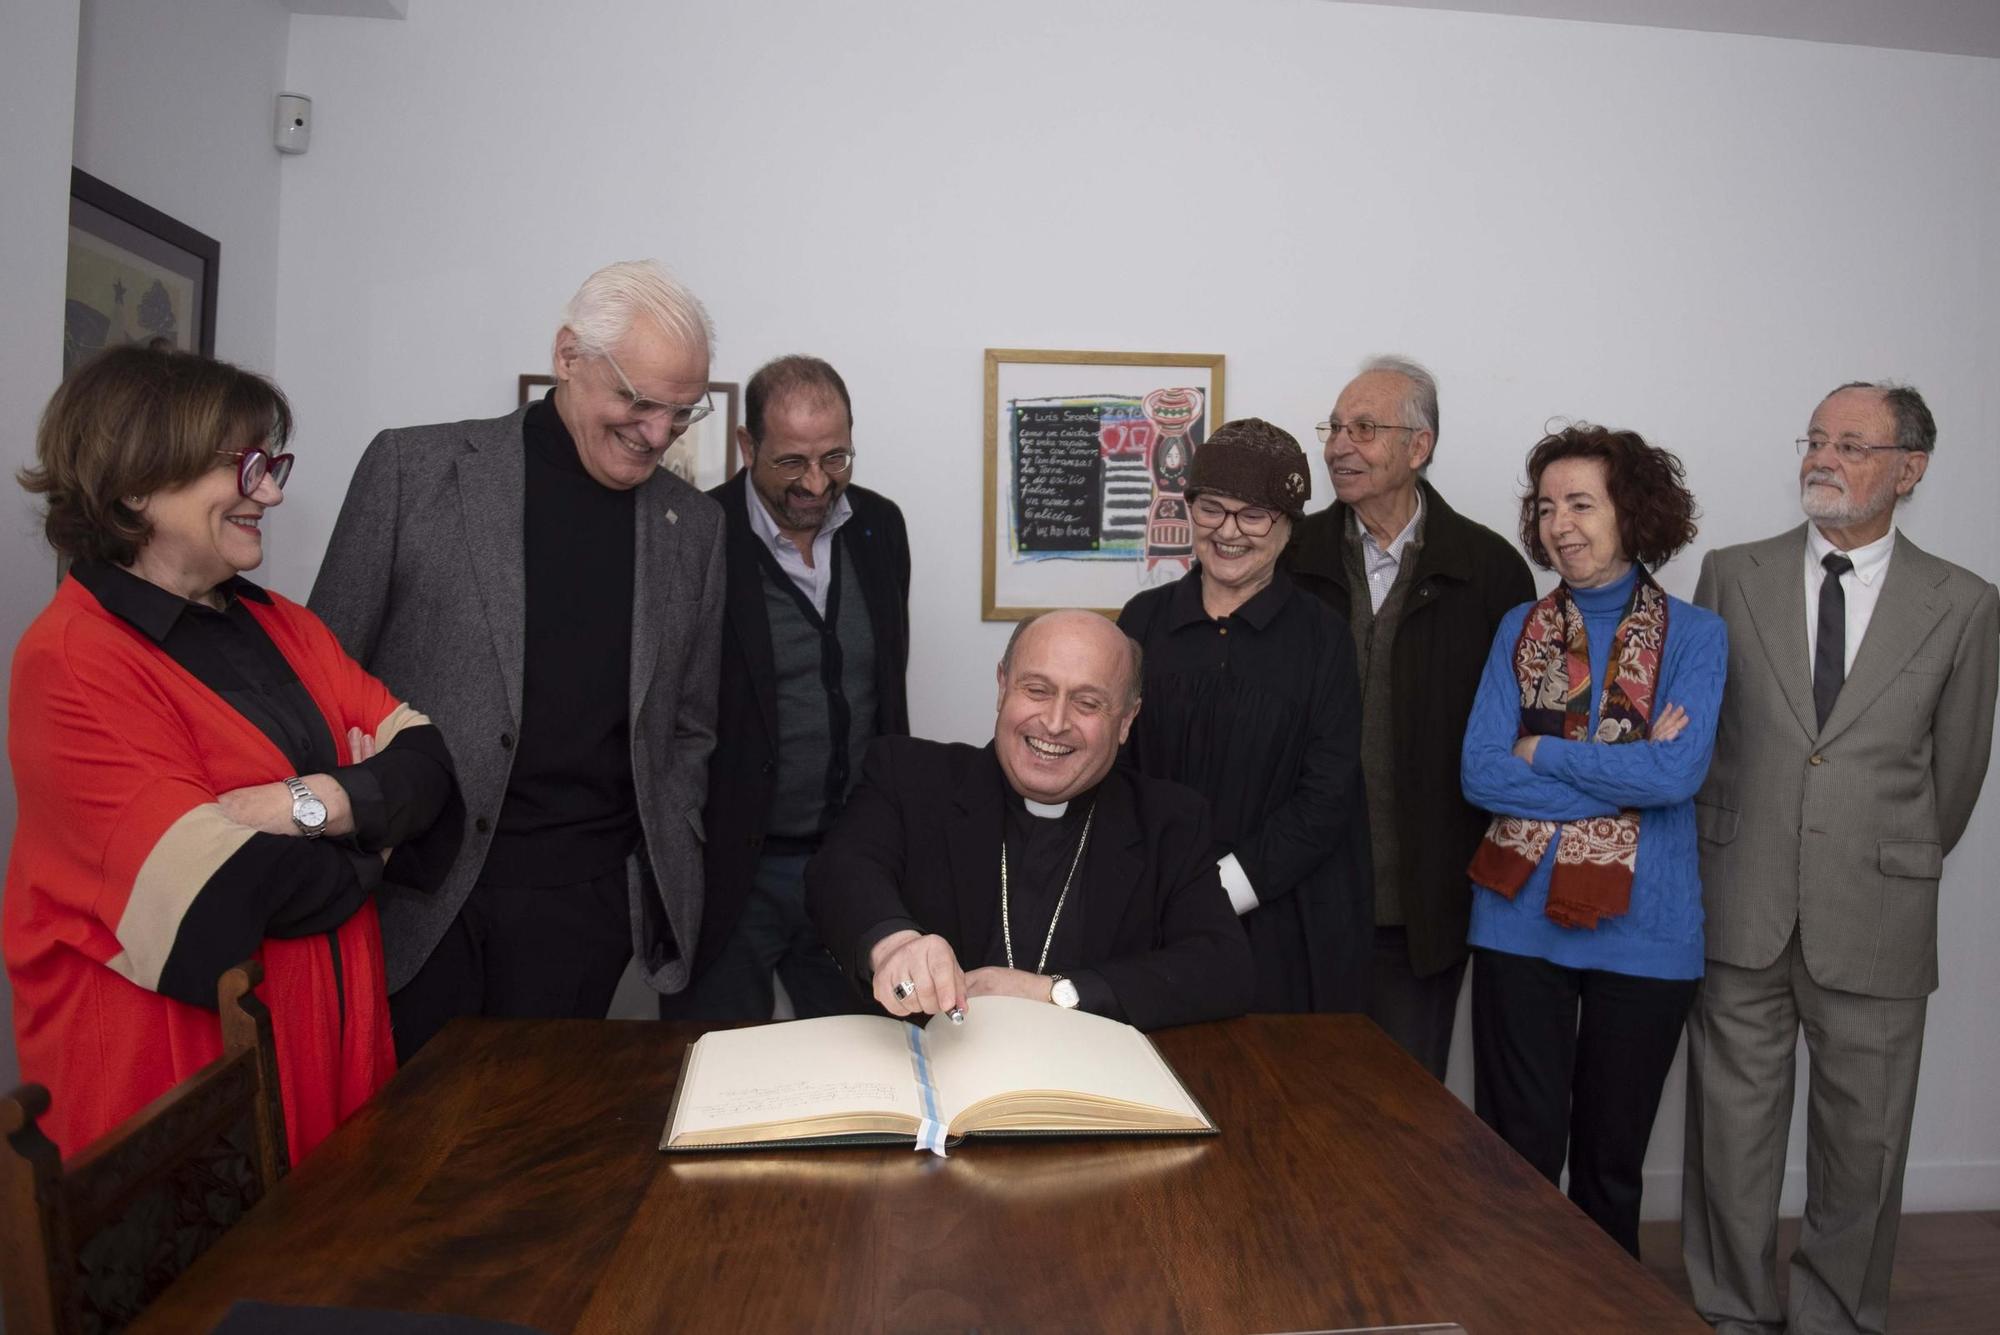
[1460,423,1726,1257]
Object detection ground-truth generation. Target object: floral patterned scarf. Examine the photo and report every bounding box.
[1466,567,1669,929]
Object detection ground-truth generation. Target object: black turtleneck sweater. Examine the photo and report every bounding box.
[484,394,640,887]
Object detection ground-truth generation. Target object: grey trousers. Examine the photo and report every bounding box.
[1681,931,1927,1335]
[1364,926,1465,1081]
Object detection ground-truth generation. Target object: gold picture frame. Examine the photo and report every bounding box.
[982,348,1225,621]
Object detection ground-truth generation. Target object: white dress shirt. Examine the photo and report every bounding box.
[1352,488,1426,614]
[746,484,854,617]
[1805,524,1896,676]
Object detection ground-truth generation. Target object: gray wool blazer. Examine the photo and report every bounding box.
[1693,525,1998,998]
[308,405,725,995]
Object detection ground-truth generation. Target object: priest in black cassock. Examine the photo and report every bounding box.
[805,609,1253,1031]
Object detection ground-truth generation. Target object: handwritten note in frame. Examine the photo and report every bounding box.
[983,348,1225,621]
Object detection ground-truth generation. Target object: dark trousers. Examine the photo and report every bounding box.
[389,865,632,1064]
[658,853,862,1022]
[1471,946,1697,1257]
[1365,926,1466,1081]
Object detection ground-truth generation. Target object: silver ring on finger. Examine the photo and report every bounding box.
[893,978,917,1001]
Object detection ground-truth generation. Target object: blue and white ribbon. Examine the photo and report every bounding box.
[904,1024,949,1157]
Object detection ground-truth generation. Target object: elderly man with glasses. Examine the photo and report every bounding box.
[660,355,912,1022]
[310,259,727,1059]
[1284,355,1534,1079]
[1682,381,1998,1335]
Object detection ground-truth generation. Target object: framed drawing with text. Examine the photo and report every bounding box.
[65,169,218,376]
[517,374,742,489]
[983,348,1224,620]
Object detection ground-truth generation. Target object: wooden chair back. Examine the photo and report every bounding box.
[0,961,289,1335]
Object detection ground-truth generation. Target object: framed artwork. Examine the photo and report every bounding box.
[65,169,218,375]
[516,375,742,490]
[983,348,1225,620]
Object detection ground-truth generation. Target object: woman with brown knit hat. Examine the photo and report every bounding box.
[1116,418,1369,1012]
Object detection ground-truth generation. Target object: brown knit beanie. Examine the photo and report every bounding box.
[1186,417,1311,520]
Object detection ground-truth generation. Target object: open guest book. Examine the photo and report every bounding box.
[660,994,1215,1152]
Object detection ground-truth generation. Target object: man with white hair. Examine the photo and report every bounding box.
[1682,381,1997,1335]
[311,259,726,1058]
[1286,355,1533,1078]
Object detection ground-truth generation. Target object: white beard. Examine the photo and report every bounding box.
[1800,472,1892,527]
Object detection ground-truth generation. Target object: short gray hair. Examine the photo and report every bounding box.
[1359,354,1440,446]
[1829,380,1937,454]
[1000,610,1145,710]
[558,259,715,363]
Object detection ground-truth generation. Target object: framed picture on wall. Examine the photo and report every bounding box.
[982,348,1225,621]
[65,169,218,376]
[517,374,742,490]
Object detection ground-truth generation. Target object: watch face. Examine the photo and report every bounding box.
[297,796,328,827]
[1052,978,1081,1009]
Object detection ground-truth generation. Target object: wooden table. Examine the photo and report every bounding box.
[135,1014,1704,1333]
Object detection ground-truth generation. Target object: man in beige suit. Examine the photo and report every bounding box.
[1681,382,1999,1335]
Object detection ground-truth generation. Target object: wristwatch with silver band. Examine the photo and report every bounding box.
[285,775,328,839]
[1049,974,1080,1009]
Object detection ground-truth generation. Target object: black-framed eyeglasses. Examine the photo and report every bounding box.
[215,447,294,497]
[1190,495,1278,537]
[601,349,715,429]
[1795,437,1911,465]
[1315,419,1417,445]
[763,450,855,483]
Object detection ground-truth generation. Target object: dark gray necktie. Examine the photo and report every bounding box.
[1813,552,1855,730]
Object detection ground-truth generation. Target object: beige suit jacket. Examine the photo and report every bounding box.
[1694,525,1998,997]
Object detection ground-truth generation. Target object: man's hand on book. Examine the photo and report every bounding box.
[869,930,968,1019]
[964,967,1054,1004]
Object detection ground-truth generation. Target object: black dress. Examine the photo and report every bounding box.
[1117,566,1369,1012]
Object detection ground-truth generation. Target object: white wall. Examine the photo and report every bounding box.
[73,0,292,375]
[0,0,84,1103]
[269,0,2000,1219]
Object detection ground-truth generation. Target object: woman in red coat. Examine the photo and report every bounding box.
[5,346,459,1162]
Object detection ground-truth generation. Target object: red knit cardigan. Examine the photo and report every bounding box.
[5,576,416,1161]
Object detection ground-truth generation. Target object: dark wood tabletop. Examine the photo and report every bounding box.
[133,1013,1705,1334]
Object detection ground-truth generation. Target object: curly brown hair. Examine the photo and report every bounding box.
[19,345,293,565]
[1518,423,1699,570]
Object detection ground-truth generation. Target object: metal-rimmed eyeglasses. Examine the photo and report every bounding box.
[761,450,856,483]
[1190,495,1279,537]
[601,349,715,429]
[1315,419,1418,446]
[1795,436,1912,465]
[215,446,294,497]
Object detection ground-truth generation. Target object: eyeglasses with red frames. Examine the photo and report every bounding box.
[215,446,295,497]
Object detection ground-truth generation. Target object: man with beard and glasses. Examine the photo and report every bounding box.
[662,355,911,1021]
[1681,381,1998,1335]
[805,609,1252,1031]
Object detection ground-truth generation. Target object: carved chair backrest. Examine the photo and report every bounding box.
[0,961,289,1335]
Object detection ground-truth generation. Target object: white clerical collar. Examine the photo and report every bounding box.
[1023,798,1069,819]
